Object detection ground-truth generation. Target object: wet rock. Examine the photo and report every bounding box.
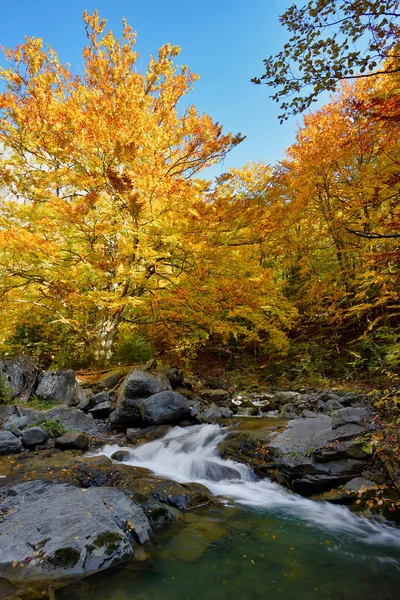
[0,431,22,455]
[142,391,190,425]
[142,499,175,529]
[35,370,86,406]
[0,357,39,401]
[89,400,112,419]
[269,413,376,496]
[0,480,151,582]
[55,431,89,451]
[111,450,131,462]
[126,425,171,445]
[21,426,48,448]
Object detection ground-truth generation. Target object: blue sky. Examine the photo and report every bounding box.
[0,0,325,176]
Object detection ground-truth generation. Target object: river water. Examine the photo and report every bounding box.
[57,424,400,600]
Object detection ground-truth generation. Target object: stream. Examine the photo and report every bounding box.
[57,424,400,600]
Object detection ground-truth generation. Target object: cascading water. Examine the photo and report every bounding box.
[96,423,400,550]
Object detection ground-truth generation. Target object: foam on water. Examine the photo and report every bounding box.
[95,423,400,549]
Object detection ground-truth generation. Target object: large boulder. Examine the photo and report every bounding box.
[109,370,171,427]
[141,391,191,425]
[55,431,89,451]
[0,431,22,455]
[21,426,48,448]
[35,370,86,406]
[0,357,39,401]
[34,407,97,433]
[0,480,151,583]
[269,413,374,495]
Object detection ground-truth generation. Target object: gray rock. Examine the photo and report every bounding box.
[0,430,22,455]
[110,370,171,427]
[0,357,39,401]
[89,400,112,419]
[88,392,113,410]
[34,407,97,433]
[118,370,171,401]
[35,370,86,406]
[21,426,48,448]
[272,391,303,406]
[197,403,233,423]
[321,398,344,414]
[190,401,201,418]
[4,415,30,436]
[279,403,300,419]
[343,476,375,493]
[142,391,190,425]
[0,480,151,582]
[111,450,131,462]
[55,431,89,451]
[331,407,372,429]
[302,410,319,418]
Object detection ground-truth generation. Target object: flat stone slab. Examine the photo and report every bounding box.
[0,480,151,583]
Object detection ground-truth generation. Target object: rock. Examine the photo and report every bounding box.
[111,450,131,462]
[343,476,375,494]
[88,392,113,410]
[89,400,112,419]
[3,415,30,437]
[34,407,97,433]
[279,403,300,419]
[35,370,86,406]
[269,412,377,496]
[321,398,344,414]
[302,410,319,418]
[110,370,171,427]
[272,391,303,406]
[0,480,151,582]
[142,391,191,425]
[21,426,48,448]
[199,389,230,405]
[0,431,22,455]
[0,357,39,401]
[55,431,89,451]
[331,407,372,429]
[119,370,171,401]
[164,367,184,389]
[197,403,233,423]
[126,425,171,446]
[142,499,175,529]
[93,367,131,392]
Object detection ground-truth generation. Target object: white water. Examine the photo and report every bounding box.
[95,424,400,549]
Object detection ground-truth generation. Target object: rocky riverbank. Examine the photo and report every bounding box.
[0,357,399,598]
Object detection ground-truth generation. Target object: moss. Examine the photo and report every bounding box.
[86,544,95,555]
[50,547,80,568]
[93,531,123,556]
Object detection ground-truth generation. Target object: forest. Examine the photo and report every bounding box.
[0,4,400,600]
[0,8,398,388]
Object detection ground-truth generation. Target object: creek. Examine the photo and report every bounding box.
[57,424,400,600]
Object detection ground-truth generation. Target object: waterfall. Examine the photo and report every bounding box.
[95,423,400,548]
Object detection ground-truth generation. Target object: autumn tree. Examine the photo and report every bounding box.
[253,0,400,121]
[0,11,296,364]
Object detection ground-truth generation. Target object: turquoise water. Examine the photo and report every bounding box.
[57,504,400,600]
[57,424,400,600]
